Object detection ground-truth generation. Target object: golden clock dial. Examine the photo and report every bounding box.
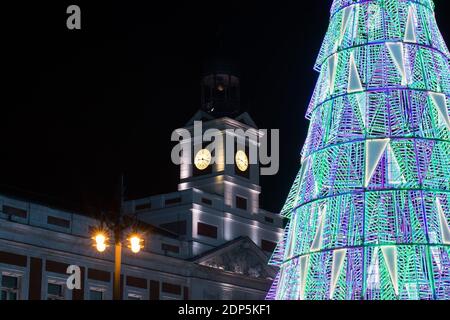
[235,150,249,172]
[194,149,212,171]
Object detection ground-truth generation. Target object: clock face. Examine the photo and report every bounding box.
[235,150,249,172]
[194,149,212,171]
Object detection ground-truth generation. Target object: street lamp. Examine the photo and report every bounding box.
[91,175,145,300]
[128,234,144,254]
[93,230,144,255]
[92,224,145,300]
[93,232,108,253]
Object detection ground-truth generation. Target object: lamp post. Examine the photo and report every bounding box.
[92,214,144,300]
[92,176,144,300]
[113,226,123,301]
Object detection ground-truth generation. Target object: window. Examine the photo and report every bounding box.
[3,205,27,219]
[126,276,147,289]
[162,282,181,295]
[160,221,187,235]
[1,275,20,300]
[201,198,212,206]
[128,293,143,300]
[89,289,104,300]
[165,197,182,206]
[47,282,65,300]
[265,216,274,224]
[261,240,277,253]
[236,196,247,211]
[47,216,71,228]
[161,243,180,254]
[135,203,151,211]
[88,269,111,282]
[197,222,217,239]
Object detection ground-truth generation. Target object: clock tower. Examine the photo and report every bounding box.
[130,60,283,259]
[177,61,263,215]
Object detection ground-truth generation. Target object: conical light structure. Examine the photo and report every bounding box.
[267,0,450,300]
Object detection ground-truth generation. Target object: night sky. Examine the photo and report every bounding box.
[2,1,450,214]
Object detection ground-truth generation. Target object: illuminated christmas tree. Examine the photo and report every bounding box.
[267,0,450,300]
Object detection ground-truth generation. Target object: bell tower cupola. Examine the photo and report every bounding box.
[201,60,241,117]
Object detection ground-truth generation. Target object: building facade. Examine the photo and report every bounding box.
[0,65,284,300]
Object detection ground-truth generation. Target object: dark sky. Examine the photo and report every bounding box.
[2,1,450,213]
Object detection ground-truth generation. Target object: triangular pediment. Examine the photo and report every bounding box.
[194,237,277,279]
[185,111,258,130]
[185,110,215,127]
[234,112,258,128]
